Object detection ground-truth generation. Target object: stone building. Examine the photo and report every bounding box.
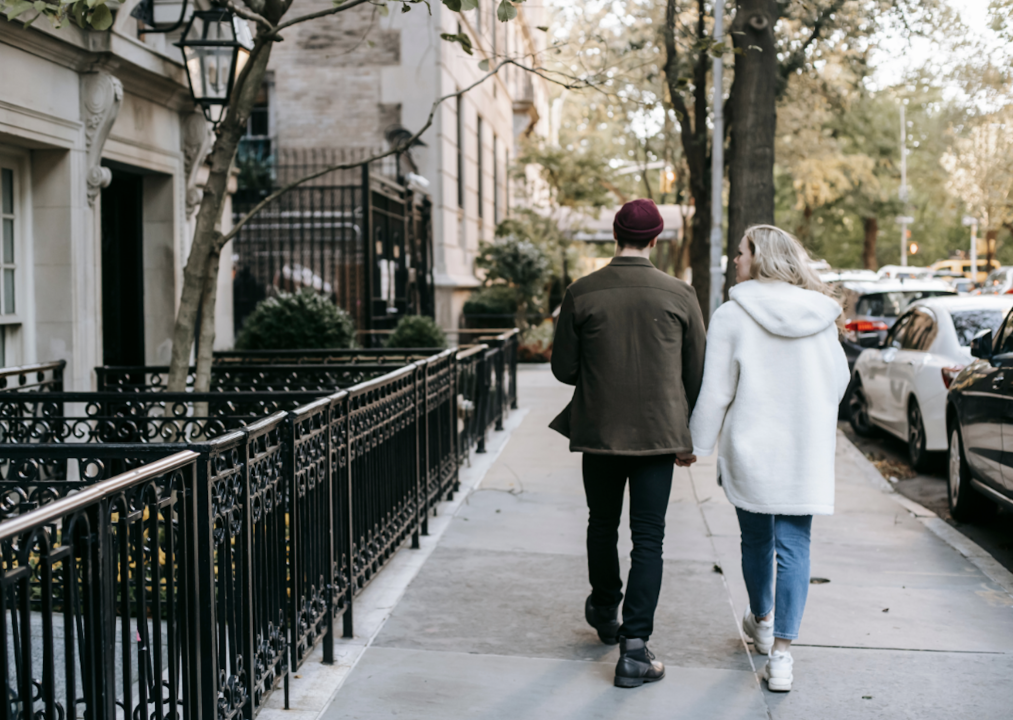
[0,4,230,390]
[250,0,551,328]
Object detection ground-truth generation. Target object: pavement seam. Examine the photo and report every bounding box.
[838,430,1013,599]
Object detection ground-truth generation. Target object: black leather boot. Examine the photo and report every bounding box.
[614,637,665,688]
[584,595,620,645]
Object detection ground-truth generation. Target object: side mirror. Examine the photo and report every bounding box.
[971,328,993,359]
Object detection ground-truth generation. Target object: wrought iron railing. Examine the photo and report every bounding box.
[0,360,65,393]
[0,350,471,720]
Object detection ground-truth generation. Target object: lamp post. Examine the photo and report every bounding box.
[963,215,979,284]
[175,8,254,124]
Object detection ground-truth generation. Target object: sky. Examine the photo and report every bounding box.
[870,0,1002,92]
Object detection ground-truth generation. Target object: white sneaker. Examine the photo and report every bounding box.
[742,605,774,655]
[763,650,793,692]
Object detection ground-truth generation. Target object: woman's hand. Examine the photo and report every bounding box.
[675,453,697,467]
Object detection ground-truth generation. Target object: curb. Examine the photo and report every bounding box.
[837,430,1013,598]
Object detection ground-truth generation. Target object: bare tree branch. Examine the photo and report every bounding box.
[228,0,274,32]
[270,0,373,36]
[217,59,600,249]
[778,0,848,86]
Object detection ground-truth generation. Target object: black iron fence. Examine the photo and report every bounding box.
[0,344,514,720]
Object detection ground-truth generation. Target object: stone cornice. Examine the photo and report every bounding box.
[0,18,191,111]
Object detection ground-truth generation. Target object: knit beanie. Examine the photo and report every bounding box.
[613,198,664,246]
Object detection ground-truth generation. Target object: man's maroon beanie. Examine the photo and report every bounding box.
[613,198,664,246]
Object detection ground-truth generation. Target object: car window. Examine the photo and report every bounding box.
[855,290,953,318]
[992,310,1013,353]
[902,310,937,351]
[885,313,913,349]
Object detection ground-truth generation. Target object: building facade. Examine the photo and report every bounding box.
[258,0,550,328]
[0,4,231,389]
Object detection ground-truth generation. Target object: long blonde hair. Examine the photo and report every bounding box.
[744,224,844,327]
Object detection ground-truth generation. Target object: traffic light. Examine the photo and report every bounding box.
[659,168,676,195]
[909,242,919,255]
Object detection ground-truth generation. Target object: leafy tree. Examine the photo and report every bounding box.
[385,316,447,349]
[473,234,550,328]
[236,290,356,350]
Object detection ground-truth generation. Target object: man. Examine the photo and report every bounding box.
[550,198,706,688]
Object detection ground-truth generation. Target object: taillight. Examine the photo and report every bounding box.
[845,320,889,333]
[942,365,965,389]
[1004,288,1013,294]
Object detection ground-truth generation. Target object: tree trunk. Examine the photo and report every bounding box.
[166,38,275,391]
[725,0,778,297]
[987,228,998,270]
[863,217,878,270]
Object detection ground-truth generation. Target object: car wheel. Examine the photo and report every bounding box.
[948,426,996,523]
[907,399,929,471]
[848,377,877,437]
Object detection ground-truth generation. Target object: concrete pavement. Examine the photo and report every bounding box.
[320,364,1013,719]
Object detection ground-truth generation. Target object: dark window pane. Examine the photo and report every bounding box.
[1,169,11,214]
[3,219,12,264]
[3,268,14,314]
[953,310,1007,348]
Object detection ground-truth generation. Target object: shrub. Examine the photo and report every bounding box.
[385,315,447,349]
[462,286,519,328]
[235,290,356,350]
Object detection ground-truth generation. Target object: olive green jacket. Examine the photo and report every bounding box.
[549,256,707,455]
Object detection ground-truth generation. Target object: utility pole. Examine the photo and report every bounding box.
[963,215,979,283]
[898,102,909,266]
[709,1,724,319]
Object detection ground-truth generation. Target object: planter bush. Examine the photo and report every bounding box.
[462,286,518,329]
[235,290,356,350]
[385,315,447,349]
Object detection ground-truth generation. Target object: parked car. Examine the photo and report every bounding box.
[978,266,1013,295]
[839,280,956,373]
[929,257,1000,283]
[948,277,977,295]
[820,269,879,285]
[877,265,934,281]
[946,309,1013,520]
[848,296,1013,470]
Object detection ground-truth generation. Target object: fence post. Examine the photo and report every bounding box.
[509,334,518,410]
[193,454,220,720]
[343,401,355,639]
[476,352,488,454]
[412,363,422,548]
[495,346,505,432]
[322,403,336,664]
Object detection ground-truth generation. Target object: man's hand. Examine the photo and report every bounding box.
[675,452,697,467]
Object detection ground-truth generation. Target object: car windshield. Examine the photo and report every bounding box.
[951,310,1007,346]
[855,291,952,318]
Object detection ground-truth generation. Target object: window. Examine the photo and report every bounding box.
[902,309,937,351]
[885,313,913,350]
[957,309,1009,349]
[476,116,484,219]
[493,134,499,225]
[239,82,272,160]
[456,93,464,208]
[1,165,17,365]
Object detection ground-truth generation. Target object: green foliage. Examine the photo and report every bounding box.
[235,290,356,350]
[476,235,550,299]
[515,139,619,210]
[3,0,113,30]
[236,143,275,195]
[385,315,447,349]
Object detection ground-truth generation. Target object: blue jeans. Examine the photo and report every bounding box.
[735,508,813,641]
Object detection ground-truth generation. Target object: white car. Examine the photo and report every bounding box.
[849,296,1013,469]
[876,265,934,281]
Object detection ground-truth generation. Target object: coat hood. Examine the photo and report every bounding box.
[729,280,842,338]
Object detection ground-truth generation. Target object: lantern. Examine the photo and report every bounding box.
[175,8,254,124]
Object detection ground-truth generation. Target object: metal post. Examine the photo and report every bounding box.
[964,216,979,284]
[899,103,908,267]
[709,0,724,319]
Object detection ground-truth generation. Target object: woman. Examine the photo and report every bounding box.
[689,225,849,692]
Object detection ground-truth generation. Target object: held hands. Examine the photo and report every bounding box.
[675,452,697,468]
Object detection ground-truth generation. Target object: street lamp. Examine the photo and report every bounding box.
[175,9,254,125]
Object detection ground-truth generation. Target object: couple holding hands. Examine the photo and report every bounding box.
[550,199,849,691]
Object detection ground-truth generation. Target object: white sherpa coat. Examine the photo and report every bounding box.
[689,280,850,516]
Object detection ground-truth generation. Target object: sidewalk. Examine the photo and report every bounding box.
[320,365,1013,719]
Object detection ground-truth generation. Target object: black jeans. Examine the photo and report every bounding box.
[583,453,674,641]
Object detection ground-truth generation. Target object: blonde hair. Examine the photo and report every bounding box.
[744,224,844,328]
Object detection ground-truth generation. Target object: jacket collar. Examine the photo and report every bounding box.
[609,256,654,268]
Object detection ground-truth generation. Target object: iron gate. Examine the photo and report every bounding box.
[232,149,434,334]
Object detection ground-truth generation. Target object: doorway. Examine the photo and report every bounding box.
[100,168,145,366]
